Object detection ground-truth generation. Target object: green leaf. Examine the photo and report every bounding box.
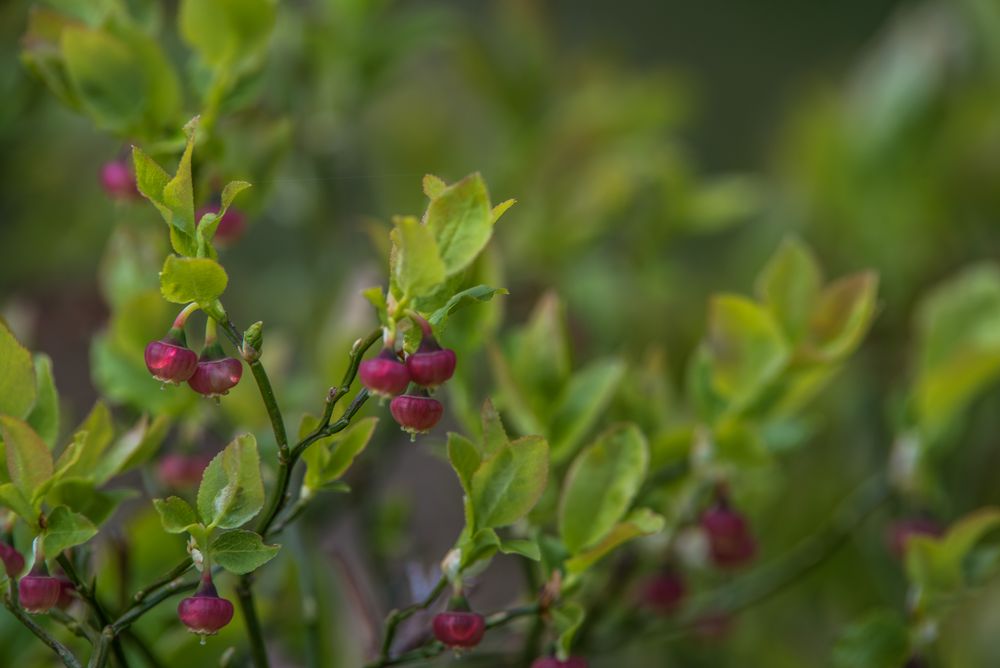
[906,507,1000,611]
[43,506,97,557]
[179,0,276,67]
[559,424,648,553]
[565,508,664,574]
[510,292,572,401]
[26,354,60,448]
[362,287,389,325]
[302,417,378,491]
[427,285,508,330]
[480,399,508,458]
[756,238,823,342]
[132,133,198,256]
[58,401,114,479]
[446,432,480,493]
[490,199,516,225]
[1,417,53,500]
[832,610,910,668]
[92,415,169,485]
[470,435,548,530]
[46,479,133,526]
[423,174,447,199]
[0,321,37,419]
[424,173,493,277]
[153,496,200,534]
[0,483,36,526]
[548,358,626,463]
[552,601,585,657]
[160,255,229,306]
[913,264,1000,437]
[391,216,446,298]
[61,26,145,132]
[199,181,252,249]
[210,530,280,575]
[497,537,541,561]
[807,272,879,360]
[197,434,265,529]
[707,295,790,412]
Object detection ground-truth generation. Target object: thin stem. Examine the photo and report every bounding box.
[4,592,83,668]
[88,630,112,668]
[57,555,130,668]
[236,575,269,668]
[51,607,99,644]
[111,577,198,635]
[131,559,193,604]
[376,576,448,662]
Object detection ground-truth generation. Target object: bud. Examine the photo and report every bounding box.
[700,503,756,569]
[241,321,264,362]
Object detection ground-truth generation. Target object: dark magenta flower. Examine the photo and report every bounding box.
[359,348,411,397]
[0,542,25,578]
[178,573,234,637]
[531,657,589,668]
[100,160,138,200]
[390,393,443,435]
[145,334,199,385]
[432,610,486,648]
[640,569,686,615]
[886,517,943,559]
[188,341,243,398]
[701,504,756,569]
[197,205,246,243]
[158,453,213,489]
[19,574,62,614]
[406,338,456,388]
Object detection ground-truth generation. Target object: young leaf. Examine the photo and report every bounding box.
[0,417,53,500]
[197,434,265,529]
[559,424,648,553]
[548,358,626,463]
[480,399,509,458]
[449,432,482,494]
[832,610,909,668]
[60,26,145,132]
[43,505,98,557]
[565,508,664,574]
[179,0,276,67]
[210,530,280,575]
[302,417,378,492]
[160,255,229,306]
[497,537,541,561]
[490,199,516,225]
[807,272,879,360]
[427,285,509,329]
[391,216,446,298]
[0,321,37,420]
[59,401,114,478]
[47,480,134,527]
[707,295,789,411]
[470,435,548,530]
[26,354,60,448]
[423,174,447,199]
[153,496,199,534]
[755,238,823,342]
[424,173,493,276]
[0,483,36,526]
[553,601,585,658]
[132,125,199,256]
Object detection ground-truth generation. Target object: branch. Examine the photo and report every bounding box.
[4,592,83,668]
[376,576,448,662]
[131,559,193,605]
[57,554,130,668]
[236,575,269,668]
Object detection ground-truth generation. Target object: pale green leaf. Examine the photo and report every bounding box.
[424,173,493,276]
[210,529,280,575]
[756,238,823,342]
[43,505,97,557]
[559,424,648,553]
[1,417,53,500]
[0,321,37,420]
[160,255,228,305]
[153,496,199,534]
[470,435,548,530]
[26,354,60,448]
[197,434,265,529]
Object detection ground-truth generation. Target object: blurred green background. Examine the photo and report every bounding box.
[4,0,1000,666]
